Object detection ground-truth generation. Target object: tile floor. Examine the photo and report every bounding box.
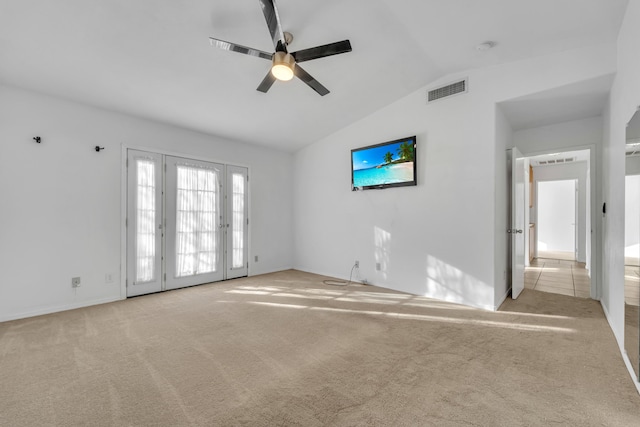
[525,258,591,298]
[525,257,640,306]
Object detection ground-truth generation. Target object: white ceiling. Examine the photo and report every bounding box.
[0,0,630,152]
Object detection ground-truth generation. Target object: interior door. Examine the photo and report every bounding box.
[226,166,249,279]
[126,150,163,297]
[165,156,225,290]
[511,148,526,299]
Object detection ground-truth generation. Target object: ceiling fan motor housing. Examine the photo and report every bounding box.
[272,51,295,81]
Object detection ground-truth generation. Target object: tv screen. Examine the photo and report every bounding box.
[351,135,417,190]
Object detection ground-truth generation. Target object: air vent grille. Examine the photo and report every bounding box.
[534,157,576,166]
[427,79,467,103]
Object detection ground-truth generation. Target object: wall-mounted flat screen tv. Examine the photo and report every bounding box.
[351,135,417,190]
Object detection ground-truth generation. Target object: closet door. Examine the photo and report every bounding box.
[225,166,249,279]
[165,156,225,290]
[126,150,163,297]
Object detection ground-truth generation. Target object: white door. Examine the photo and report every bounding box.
[226,166,249,279]
[511,148,526,299]
[165,156,225,290]
[127,150,163,297]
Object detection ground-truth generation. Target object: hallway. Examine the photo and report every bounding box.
[525,258,591,298]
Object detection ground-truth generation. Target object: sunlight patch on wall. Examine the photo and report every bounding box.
[374,226,391,279]
[426,255,492,309]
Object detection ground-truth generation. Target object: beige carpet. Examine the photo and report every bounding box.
[1,270,639,426]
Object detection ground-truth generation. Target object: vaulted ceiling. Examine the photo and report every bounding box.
[0,0,630,152]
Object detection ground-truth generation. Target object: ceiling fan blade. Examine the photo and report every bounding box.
[294,65,330,96]
[209,38,273,60]
[259,0,287,50]
[291,40,352,63]
[257,71,277,93]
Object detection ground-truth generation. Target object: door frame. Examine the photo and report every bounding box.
[509,145,597,300]
[119,144,251,299]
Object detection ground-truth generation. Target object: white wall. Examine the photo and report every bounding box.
[293,43,616,311]
[604,0,640,348]
[537,180,578,253]
[0,84,294,322]
[514,117,603,153]
[531,162,589,262]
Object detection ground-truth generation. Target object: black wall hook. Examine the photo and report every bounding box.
[33,136,41,143]
[95,146,105,152]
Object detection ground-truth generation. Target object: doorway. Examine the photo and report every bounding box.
[126,149,249,297]
[511,148,594,299]
[537,179,577,260]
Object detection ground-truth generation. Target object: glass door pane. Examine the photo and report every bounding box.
[226,166,248,279]
[165,156,225,289]
[127,150,163,297]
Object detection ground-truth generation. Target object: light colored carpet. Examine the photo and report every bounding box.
[1,270,639,426]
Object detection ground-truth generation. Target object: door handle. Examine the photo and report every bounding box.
[515,229,523,234]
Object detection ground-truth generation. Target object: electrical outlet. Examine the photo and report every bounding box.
[72,277,81,288]
[376,262,381,271]
[255,255,259,262]
[105,273,113,283]
[355,260,359,268]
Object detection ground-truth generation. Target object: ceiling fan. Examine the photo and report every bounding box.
[209,0,352,96]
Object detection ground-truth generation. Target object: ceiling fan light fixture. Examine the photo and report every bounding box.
[271,51,295,81]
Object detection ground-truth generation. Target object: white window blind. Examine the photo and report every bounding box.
[231,173,245,268]
[175,165,218,277]
[135,160,157,283]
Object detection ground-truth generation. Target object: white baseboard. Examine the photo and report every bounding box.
[1,269,294,324]
[294,266,496,311]
[600,300,640,395]
[249,265,294,277]
[600,301,623,347]
[293,266,366,285]
[494,289,510,311]
[0,296,123,323]
[622,351,640,396]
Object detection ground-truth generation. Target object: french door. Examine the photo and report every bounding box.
[126,150,248,297]
[126,151,163,297]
